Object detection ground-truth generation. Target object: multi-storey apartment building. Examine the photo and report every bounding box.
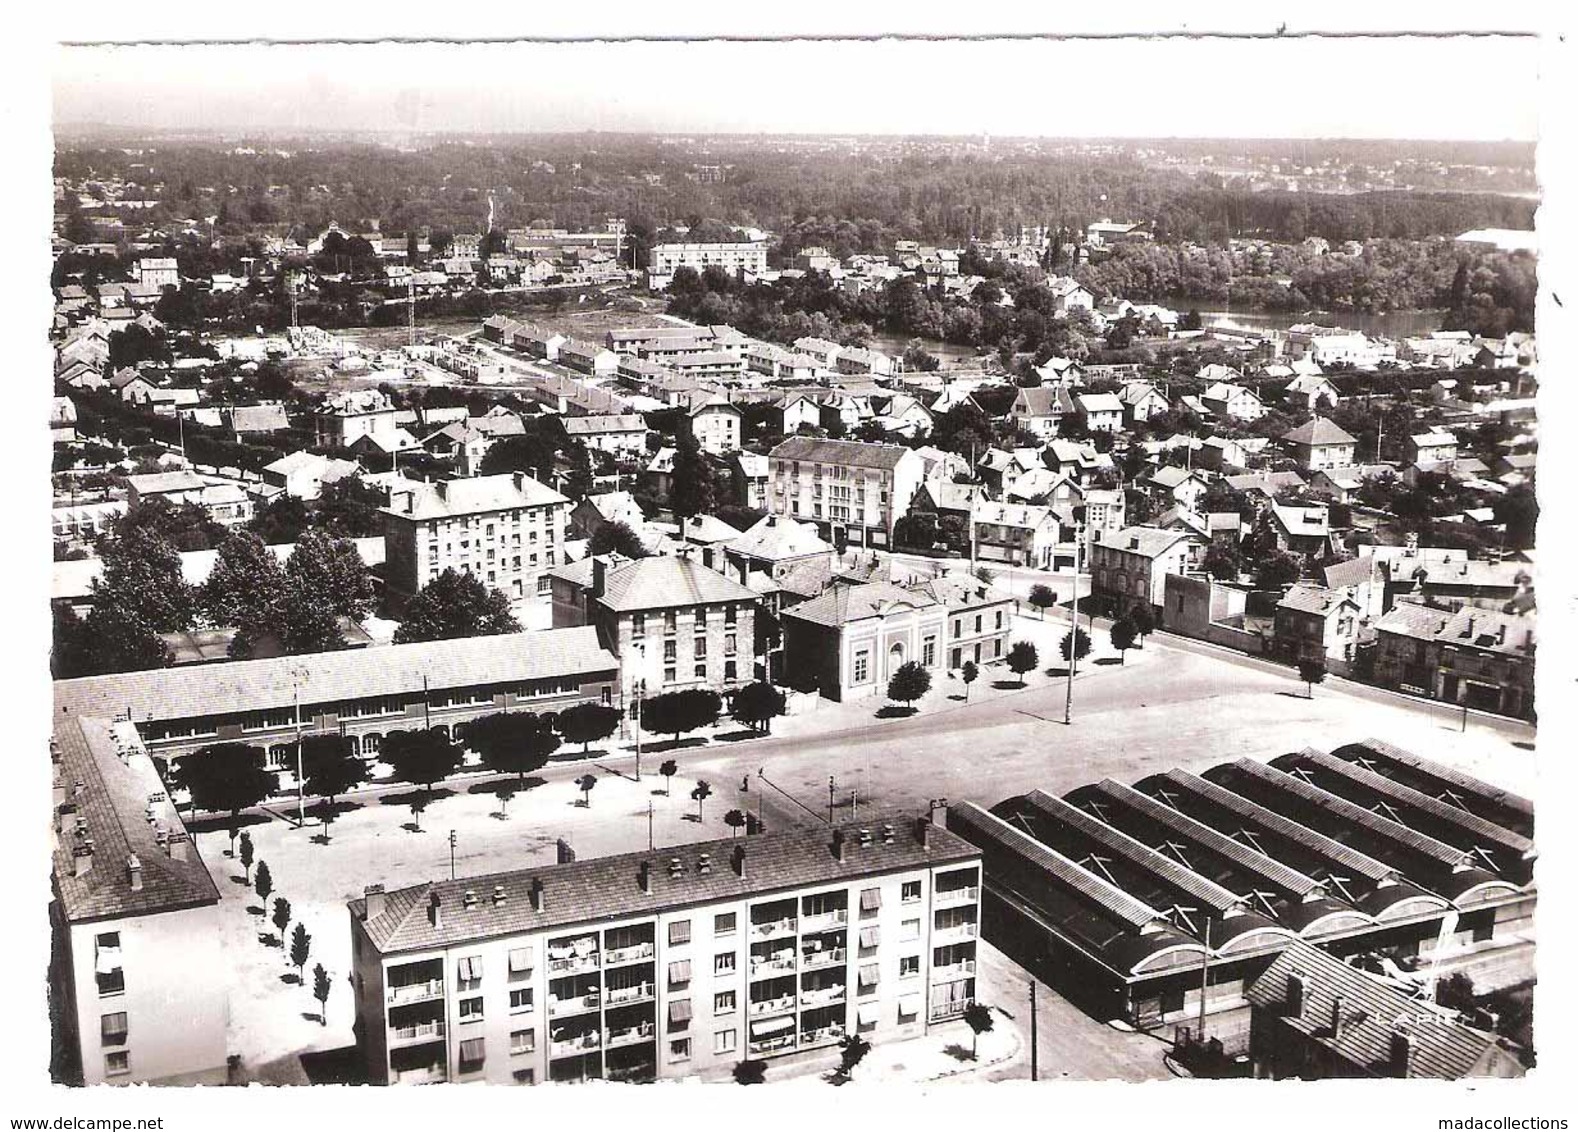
[646,243,768,290]
[49,715,228,1085]
[52,627,619,766]
[314,389,402,450]
[767,437,925,551]
[912,577,1015,672]
[347,813,982,1084]
[549,552,761,701]
[1372,602,1535,720]
[383,473,570,607]
[1089,525,1210,619]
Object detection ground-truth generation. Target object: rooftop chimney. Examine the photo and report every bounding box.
[463,888,478,909]
[1388,1028,1413,1077]
[167,832,189,862]
[127,854,143,892]
[363,884,386,921]
[732,844,746,878]
[915,816,930,847]
[832,830,846,862]
[556,838,576,865]
[492,884,507,907]
[667,856,685,878]
[591,556,609,600]
[530,878,544,913]
[1285,972,1305,1018]
[638,861,652,894]
[428,891,442,928]
[73,842,94,877]
[698,853,712,876]
[881,823,895,844]
[1329,994,1346,1039]
[858,827,872,846]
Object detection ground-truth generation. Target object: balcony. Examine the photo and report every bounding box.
[800,909,848,933]
[604,1023,655,1050]
[387,979,445,1007]
[750,918,797,940]
[388,1020,446,1047]
[549,1032,603,1059]
[749,994,796,1018]
[799,985,846,1008]
[749,1033,797,1056]
[933,922,978,945]
[549,953,601,976]
[930,998,973,1023]
[603,982,655,1007]
[801,946,847,971]
[799,1024,846,1048]
[932,960,977,982]
[603,943,655,968]
[935,886,980,907]
[389,1064,447,1086]
[548,992,602,1019]
[749,954,797,979]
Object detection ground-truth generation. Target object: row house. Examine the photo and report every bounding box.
[1372,603,1535,720]
[562,414,650,459]
[1089,526,1210,619]
[559,341,619,378]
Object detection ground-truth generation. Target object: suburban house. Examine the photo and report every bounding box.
[910,576,1015,671]
[1089,526,1209,617]
[1200,382,1269,422]
[126,471,253,526]
[1008,386,1076,440]
[976,448,1044,498]
[1309,464,1396,504]
[261,451,362,501]
[688,395,744,456]
[1042,440,1111,484]
[221,403,291,439]
[1273,585,1361,664]
[971,501,1068,570]
[315,389,401,450]
[549,551,761,700]
[766,437,925,551]
[1144,465,1210,513]
[781,581,945,702]
[1267,502,1335,557]
[1033,357,1084,387]
[1195,436,1252,472]
[1118,382,1170,425]
[730,452,769,511]
[1283,372,1342,411]
[1075,392,1124,433]
[776,394,823,435]
[1281,418,1358,473]
[1405,430,1459,466]
[562,414,650,458]
[721,514,835,610]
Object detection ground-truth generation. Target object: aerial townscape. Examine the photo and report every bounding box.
[41,55,1545,1105]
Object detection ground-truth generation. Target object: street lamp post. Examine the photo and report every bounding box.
[827,775,836,825]
[292,671,305,827]
[1063,510,1086,726]
[633,641,646,781]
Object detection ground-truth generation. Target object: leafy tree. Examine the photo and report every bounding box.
[731,681,786,734]
[92,524,195,632]
[202,530,288,628]
[1027,583,1057,619]
[1203,542,1240,581]
[467,712,560,796]
[642,689,722,743]
[254,860,273,905]
[556,701,621,754]
[724,808,748,838]
[963,1001,994,1058]
[285,529,374,620]
[299,734,367,840]
[1493,484,1538,549]
[1255,551,1303,592]
[1129,603,1156,645]
[691,779,713,822]
[973,566,996,585]
[1110,617,1137,664]
[382,729,464,805]
[312,962,331,1025]
[659,759,678,796]
[575,773,597,807]
[1006,641,1038,686]
[1060,628,1092,664]
[886,661,932,712]
[181,744,278,821]
[392,568,520,644]
[669,426,717,520]
[835,1033,872,1082]
[226,821,240,858]
[238,831,255,883]
[73,602,174,675]
[960,660,979,701]
[1298,657,1328,699]
[588,520,649,559]
[272,897,292,948]
[247,495,313,545]
[733,1058,767,1085]
[290,921,312,980]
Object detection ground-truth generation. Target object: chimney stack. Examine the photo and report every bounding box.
[492,885,507,907]
[363,884,386,921]
[858,827,872,847]
[638,861,652,894]
[530,878,544,912]
[428,891,442,928]
[732,844,746,878]
[915,816,930,847]
[1389,1028,1412,1077]
[881,823,895,845]
[557,838,575,865]
[73,842,94,877]
[167,833,189,862]
[832,830,846,862]
[127,854,143,892]
[463,889,478,909]
[1329,994,1346,1039]
[698,853,712,876]
[592,556,609,600]
[1285,972,1305,1018]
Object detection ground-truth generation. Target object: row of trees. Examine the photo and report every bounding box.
[228,835,333,1024]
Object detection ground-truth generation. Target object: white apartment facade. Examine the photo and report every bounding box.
[647,242,769,290]
[767,437,925,551]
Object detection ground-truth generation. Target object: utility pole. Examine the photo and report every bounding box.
[1030,981,1039,1081]
[1197,917,1212,1044]
[293,676,305,827]
[448,830,457,880]
[422,674,431,730]
[408,275,416,349]
[851,788,859,823]
[828,776,836,825]
[648,800,654,851]
[1064,512,1085,726]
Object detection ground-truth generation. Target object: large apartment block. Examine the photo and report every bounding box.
[50,716,228,1086]
[349,813,981,1084]
[646,243,768,290]
[383,472,570,606]
[767,437,925,551]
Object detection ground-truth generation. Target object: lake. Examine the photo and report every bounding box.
[1188,305,1448,339]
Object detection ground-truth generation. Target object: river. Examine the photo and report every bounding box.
[1188,305,1448,339]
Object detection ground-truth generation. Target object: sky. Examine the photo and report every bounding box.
[52,35,1540,141]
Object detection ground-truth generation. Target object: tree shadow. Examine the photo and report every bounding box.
[400,822,426,833]
[259,932,280,947]
[232,875,252,886]
[714,729,759,743]
[992,679,1027,690]
[301,1012,325,1025]
[281,972,301,986]
[1043,667,1070,678]
[299,1044,365,1085]
[643,736,709,753]
[246,904,265,917]
[467,776,545,797]
[1274,691,1312,699]
[187,812,272,835]
[310,832,334,846]
[941,1043,976,1063]
[947,693,968,702]
[378,787,456,808]
[1094,657,1124,666]
[1514,741,1535,751]
[305,799,362,823]
[874,705,917,719]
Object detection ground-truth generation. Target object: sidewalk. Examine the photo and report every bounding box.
[857,1017,1023,1084]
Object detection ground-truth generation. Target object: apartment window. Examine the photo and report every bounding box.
[633,613,646,639]
[696,606,708,628]
[715,990,737,1015]
[509,988,534,1014]
[859,887,882,918]
[901,918,920,942]
[100,1012,128,1048]
[510,1028,535,1055]
[95,932,124,997]
[853,649,870,684]
[994,638,1003,659]
[714,1029,738,1055]
[457,955,483,990]
[668,998,693,1031]
[104,1051,130,1077]
[669,920,691,946]
[922,636,937,667]
[459,1038,486,1072]
[974,614,982,633]
[952,618,961,639]
[724,633,737,656]
[898,996,921,1023]
[858,927,880,954]
[665,612,677,635]
[995,610,1004,629]
[857,964,879,995]
[725,661,738,681]
[725,604,737,625]
[668,960,692,991]
[508,947,534,980]
[664,639,677,661]
[513,1068,535,1085]
[714,912,737,936]
[694,636,708,659]
[664,667,678,685]
[670,1038,692,1062]
[459,996,484,1023]
[902,881,922,903]
[715,952,737,976]
[900,955,921,979]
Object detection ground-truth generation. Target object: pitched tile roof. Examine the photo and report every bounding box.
[769,436,916,471]
[382,473,567,520]
[725,515,833,562]
[54,628,618,725]
[1093,525,1205,559]
[1282,418,1358,446]
[551,555,760,613]
[52,716,221,924]
[561,414,647,436]
[353,813,978,955]
[1277,585,1357,617]
[782,580,940,628]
